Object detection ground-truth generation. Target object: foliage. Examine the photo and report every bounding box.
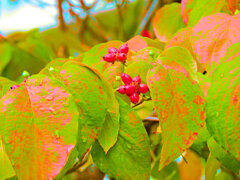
[0,0,239,179]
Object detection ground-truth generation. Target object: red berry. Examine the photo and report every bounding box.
[125,85,135,96]
[129,92,139,104]
[117,85,126,94]
[103,53,116,62]
[118,44,129,54]
[108,47,118,54]
[132,75,141,84]
[121,73,132,85]
[138,84,149,94]
[117,53,127,61]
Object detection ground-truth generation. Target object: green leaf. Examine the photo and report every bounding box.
[153,3,185,42]
[0,136,16,180]
[147,64,205,170]
[158,46,198,81]
[40,28,85,57]
[97,79,120,153]
[102,61,124,89]
[125,60,153,84]
[219,42,240,64]
[0,42,12,74]
[151,160,180,180]
[0,77,15,98]
[205,153,221,180]
[190,126,210,156]
[0,75,79,179]
[208,137,240,174]
[181,0,225,26]
[206,57,240,161]
[91,97,151,180]
[133,100,153,120]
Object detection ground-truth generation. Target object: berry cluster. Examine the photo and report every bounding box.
[117,73,149,104]
[103,44,129,63]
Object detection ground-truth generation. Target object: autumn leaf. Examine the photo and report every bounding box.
[147,64,205,170]
[206,57,240,161]
[153,3,185,42]
[191,13,240,74]
[0,75,79,179]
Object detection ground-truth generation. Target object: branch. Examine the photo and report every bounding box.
[57,0,66,31]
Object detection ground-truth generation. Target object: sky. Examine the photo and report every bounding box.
[0,0,119,35]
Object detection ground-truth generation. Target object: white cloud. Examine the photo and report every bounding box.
[0,4,57,34]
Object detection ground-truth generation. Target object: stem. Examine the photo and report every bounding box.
[132,96,152,108]
[57,0,66,31]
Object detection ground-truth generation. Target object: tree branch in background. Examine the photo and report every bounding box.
[57,0,66,31]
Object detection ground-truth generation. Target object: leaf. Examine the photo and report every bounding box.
[0,77,15,98]
[50,61,108,159]
[190,125,210,156]
[97,81,120,153]
[40,28,85,57]
[157,46,198,81]
[147,64,205,170]
[41,59,117,157]
[191,13,240,74]
[208,137,240,174]
[151,160,180,180]
[125,60,153,84]
[196,72,211,97]
[0,42,12,74]
[153,3,185,42]
[133,100,153,120]
[129,47,161,64]
[179,150,203,180]
[206,57,240,161]
[127,36,165,52]
[102,61,124,89]
[0,75,79,179]
[166,27,206,73]
[181,0,225,26]
[91,97,151,180]
[219,42,240,64]
[0,136,16,180]
[205,152,221,180]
